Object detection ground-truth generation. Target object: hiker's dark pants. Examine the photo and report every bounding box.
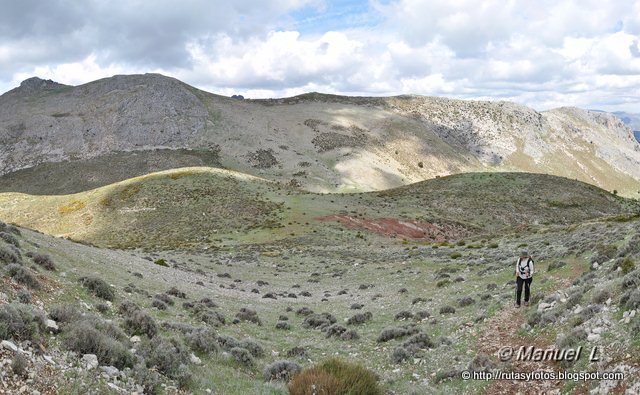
[516,277,532,305]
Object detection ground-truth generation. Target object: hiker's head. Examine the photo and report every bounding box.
[520,250,529,257]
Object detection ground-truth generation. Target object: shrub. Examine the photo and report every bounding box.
[139,336,191,387]
[557,328,587,348]
[264,360,303,382]
[166,287,186,298]
[458,296,475,307]
[154,259,168,267]
[276,321,291,330]
[152,298,168,310]
[30,253,56,271]
[391,346,410,363]
[0,245,21,264]
[0,232,20,248]
[450,252,462,259]
[79,276,115,301]
[440,305,456,314]
[436,279,450,288]
[234,307,262,325]
[62,319,134,369]
[287,346,307,358]
[394,311,414,320]
[230,347,254,366]
[289,367,340,395]
[402,333,434,353]
[468,353,496,372]
[186,327,219,354]
[347,312,372,325]
[11,353,28,377]
[303,313,336,329]
[120,301,158,338]
[592,289,611,304]
[5,264,40,289]
[154,293,174,306]
[133,362,162,395]
[377,326,418,342]
[340,330,359,340]
[238,339,264,358]
[17,289,31,304]
[49,304,81,324]
[296,307,314,316]
[325,324,347,339]
[0,303,45,341]
[217,335,240,351]
[621,258,636,275]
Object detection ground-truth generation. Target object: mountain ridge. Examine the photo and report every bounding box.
[1,73,639,196]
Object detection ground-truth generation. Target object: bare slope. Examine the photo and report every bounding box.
[1,74,639,195]
[0,170,636,250]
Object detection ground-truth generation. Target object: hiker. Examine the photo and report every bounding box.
[515,250,534,307]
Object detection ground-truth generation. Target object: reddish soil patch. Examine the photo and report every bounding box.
[316,215,467,241]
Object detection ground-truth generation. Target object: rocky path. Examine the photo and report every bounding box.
[477,302,564,395]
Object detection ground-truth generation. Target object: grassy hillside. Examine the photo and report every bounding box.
[1,205,639,393]
[0,169,636,250]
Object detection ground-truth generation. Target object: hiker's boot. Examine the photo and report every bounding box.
[524,301,529,307]
[514,303,520,308]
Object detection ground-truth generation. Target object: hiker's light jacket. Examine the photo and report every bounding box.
[516,256,534,279]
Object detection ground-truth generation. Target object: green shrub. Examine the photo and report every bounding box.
[0,245,21,265]
[0,232,20,248]
[120,301,158,338]
[450,252,462,259]
[264,360,302,382]
[154,259,168,267]
[62,319,134,369]
[0,303,45,341]
[621,257,636,275]
[30,253,56,271]
[186,327,219,354]
[11,353,28,377]
[138,336,191,387]
[230,347,254,366]
[5,264,40,289]
[79,276,115,301]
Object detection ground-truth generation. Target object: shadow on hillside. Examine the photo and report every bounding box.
[0,149,221,195]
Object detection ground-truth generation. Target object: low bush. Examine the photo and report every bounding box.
[79,276,115,301]
[30,253,56,271]
[391,346,410,363]
[440,305,456,314]
[5,264,40,289]
[17,289,31,304]
[238,339,264,358]
[0,303,46,341]
[347,311,372,325]
[217,335,240,351]
[138,336,191,388]
[62,319,134,369]
[264,360,302,382]
[621,257,636,275]
[120,301,158,338]
[458,296,475,307]
[186,327,219,354]
[303,313,336,330]
[377,326,418,342]
[11,353,28,377]
[234,307,262,325]
[276,321,291,330]
[0,245,21,265]
[230,347,254,366]
[0,232,20,248]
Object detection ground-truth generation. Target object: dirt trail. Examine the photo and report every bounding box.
[476,277,576,395]
[477,303,564,394]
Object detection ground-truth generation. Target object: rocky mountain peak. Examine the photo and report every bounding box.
[17,77,68,93]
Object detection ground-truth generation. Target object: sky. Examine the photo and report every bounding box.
[1,0,639,112]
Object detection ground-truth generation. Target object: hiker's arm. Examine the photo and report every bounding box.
[530,259,534,276]
[515,259,519,276]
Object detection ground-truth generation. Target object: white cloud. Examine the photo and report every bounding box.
[1,0,639,113]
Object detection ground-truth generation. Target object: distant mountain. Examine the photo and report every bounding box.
[1,73,640,196]
[612,111,640,142]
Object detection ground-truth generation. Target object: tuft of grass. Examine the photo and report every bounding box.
[58,200,86,215]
